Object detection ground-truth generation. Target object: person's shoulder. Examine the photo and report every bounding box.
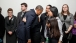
[5,16,8,19]
[18,11,22,14]
[58,13,62,16]
[0,14,4,19]
[26,10,35,16]
[14,16,17,20]
[13,15,16,18]
[0,14,4,18]
[17,11,22,16]
[69,13,73,16]
[41,13,46,15]
[56,17,62,22]
[41,12,47,17]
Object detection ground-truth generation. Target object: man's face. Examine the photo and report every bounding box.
[36,9,43,15]
[46,6,51,12]
[21,5,27,11]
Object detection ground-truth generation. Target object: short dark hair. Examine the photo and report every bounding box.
[47,4,52,8]
[21,3,27,7]
[0,7,2,14]
[7,8,13,12]
[35,5,43,10]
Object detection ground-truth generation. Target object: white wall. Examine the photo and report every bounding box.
[0,0,76,17]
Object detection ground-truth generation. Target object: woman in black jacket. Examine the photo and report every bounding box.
[0,7,5,43]
[5,8,17,43]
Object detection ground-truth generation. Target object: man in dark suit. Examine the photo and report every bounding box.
[0,7,5,43]
[24,5,43,43]
[40,5,52,43]
[16,3,28,27]
[16,3,28,43]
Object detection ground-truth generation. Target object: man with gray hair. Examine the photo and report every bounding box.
[16,5,43,43]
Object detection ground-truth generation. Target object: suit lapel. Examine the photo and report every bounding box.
[19,12,22,21]
[7,16,9,24]
[20,12,22,17]
[11,16,14,24]
[62,15,68,21]
[59,14,64,21]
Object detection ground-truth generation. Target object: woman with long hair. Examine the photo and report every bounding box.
[59,4,74,43]
[42,6,63,43]
[47,18,61,43]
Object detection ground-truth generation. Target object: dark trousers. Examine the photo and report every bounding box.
[69,35,76,43]
[0,38,3,43]
[31,32,41,43]
[18,38,27,43]
[62,33,69,43]
[49,38,58,43]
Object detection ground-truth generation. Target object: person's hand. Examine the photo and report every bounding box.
[41,42,45,43]
[8,31,12,35]
[27,39,31,43]
[22,17,26,22]
[58,41,62,43]
[65,31,69,34]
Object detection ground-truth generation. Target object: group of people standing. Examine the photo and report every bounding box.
[0,2,76,43]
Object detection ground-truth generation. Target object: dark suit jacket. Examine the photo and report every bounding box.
[16,12,22,27]
[16,12,26,27]
[16,12,27,40]
[40,13,48,42]
[25,9,41,40]
[5,15,17,33]
[16,9,41,40]
[0,14,5,38]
